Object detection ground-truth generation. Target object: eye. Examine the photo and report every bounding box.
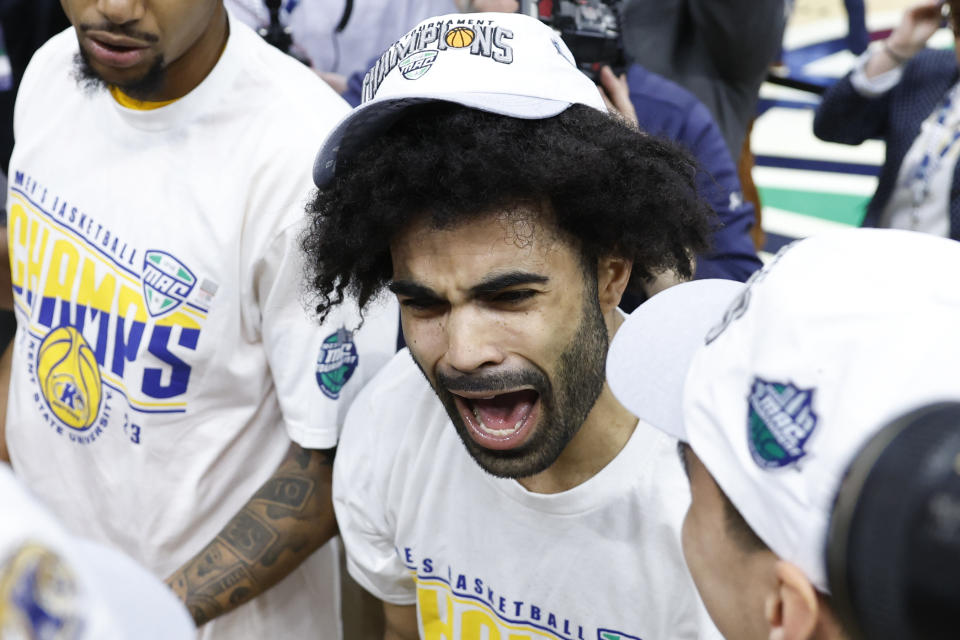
[490,289,538,304]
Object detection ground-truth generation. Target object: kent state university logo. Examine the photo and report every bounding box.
[37,326,103,432]
[316,327,358,400]
[399,50,439,80]
[141,250,197,317]
[747,378,818,469]
[0,543,84,640]
[598,630,642,640]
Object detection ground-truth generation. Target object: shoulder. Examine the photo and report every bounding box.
[24,27,77,75]
[333,349,453,550]
[225,17,350,134]
[17,28,77,103]
[337,349,445,474]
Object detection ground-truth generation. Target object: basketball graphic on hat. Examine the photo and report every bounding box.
[36,326,102,431]
[445,26,475,48]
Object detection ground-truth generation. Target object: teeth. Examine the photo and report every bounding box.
[472,405,526,437]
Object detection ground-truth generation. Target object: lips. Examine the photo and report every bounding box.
[454,390,540,451]
[84,32,151,69]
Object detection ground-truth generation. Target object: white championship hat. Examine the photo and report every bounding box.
[606,228,960,592]
[313,11,607,187]
[0,465,194,639]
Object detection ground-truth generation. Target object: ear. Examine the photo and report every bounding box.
[596,255,632,313]
[765,561,820,640]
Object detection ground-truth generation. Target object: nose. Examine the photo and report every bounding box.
[442,307,505,374]
[95,0,146,24]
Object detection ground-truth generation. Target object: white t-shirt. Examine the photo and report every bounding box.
[335,350,719,640]
[225,0,457,77]
[5,14,398,640]
[0,464,194,639]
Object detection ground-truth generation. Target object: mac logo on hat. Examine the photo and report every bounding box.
[399,50,438,80]
[747,378,819,470]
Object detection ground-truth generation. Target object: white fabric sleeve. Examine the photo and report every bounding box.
[849,43,905,97]
[333,375,417,605]
[255,221,342,449]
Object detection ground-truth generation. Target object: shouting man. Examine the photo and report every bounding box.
[304,12,720,640]
[3,0,397,637]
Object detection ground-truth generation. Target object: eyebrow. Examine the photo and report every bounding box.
[387,280,440,300]
[388,271,549,300]
[468,271,549,296]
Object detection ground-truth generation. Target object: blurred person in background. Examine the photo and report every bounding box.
[621,0,784,160]
[814,0,960,241]
[622,0,784,252]
[224,0,455,90]
[844,0,870,55]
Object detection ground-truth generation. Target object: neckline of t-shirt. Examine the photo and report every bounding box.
[482,415,661,516]
[106,12,243,131]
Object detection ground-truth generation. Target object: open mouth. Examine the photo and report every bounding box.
[85,36,150,69]
[453,389,540,451]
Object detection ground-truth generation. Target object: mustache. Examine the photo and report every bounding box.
[78,22,159,44]
[437,368,547,395]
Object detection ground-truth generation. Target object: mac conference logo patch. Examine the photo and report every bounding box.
[142,250,196,317]
[399,50,438,80]
[316,328,358,399]
[747,378,818,469]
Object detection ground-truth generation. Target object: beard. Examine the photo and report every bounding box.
[430,288,609,479]
[73,48,166,100]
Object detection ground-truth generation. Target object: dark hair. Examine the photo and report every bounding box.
[302,103,714,321]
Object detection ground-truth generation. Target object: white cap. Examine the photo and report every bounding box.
[0,465,194,639]
[313,12,607,187]
[607,228,960,592]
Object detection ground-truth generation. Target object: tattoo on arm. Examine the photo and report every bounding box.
[167,445,338,626]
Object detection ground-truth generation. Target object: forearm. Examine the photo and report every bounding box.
[865,1,943,78]
[0,228,12,311]
[383,602,419,640]
[166,443,337,626]
[865,41,914,79]
[0,340,13,463]
[813,75,891,145]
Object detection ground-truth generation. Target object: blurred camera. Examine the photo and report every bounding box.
[519,0,625,82]
[258,0,312,65]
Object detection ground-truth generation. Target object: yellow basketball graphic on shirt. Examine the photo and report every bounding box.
[445,27,475,48]
[36,326,102,431]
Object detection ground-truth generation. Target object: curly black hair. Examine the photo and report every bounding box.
[302,103,714,321]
